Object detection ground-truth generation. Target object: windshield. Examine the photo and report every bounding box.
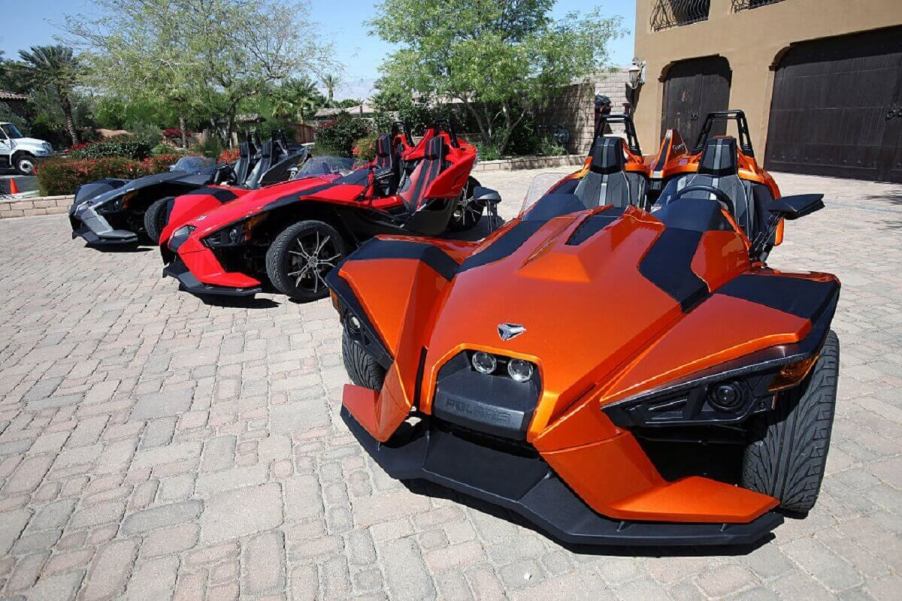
[169,156,215,173]
[520,173,573,213]
[291,156,361,180]
[0,124,24,139]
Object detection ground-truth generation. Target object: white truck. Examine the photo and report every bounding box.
[0,122,54,175]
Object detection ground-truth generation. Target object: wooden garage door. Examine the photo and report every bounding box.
[765,27,902,183]
[661,56,732,149]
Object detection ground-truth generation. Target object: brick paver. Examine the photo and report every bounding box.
[0,171,900,600]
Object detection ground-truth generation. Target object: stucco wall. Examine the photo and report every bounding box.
[633,0,902,157]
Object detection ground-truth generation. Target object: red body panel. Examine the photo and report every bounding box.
[164,130,477,293]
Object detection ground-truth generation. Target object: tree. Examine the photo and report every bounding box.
[272,77,325,124]
[321,73,339,106]
[371,0,622,153]
[66,0,335,144]
[16,46,81,145]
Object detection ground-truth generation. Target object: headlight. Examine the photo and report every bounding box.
[203,214,266,248]
[96,197,124,214]
[602,354,819,429]
[471,352,497,375]
[507,359,534,382]
[96,191,136,214]
[168,225,196,251]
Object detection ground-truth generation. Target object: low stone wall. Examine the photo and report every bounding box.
[474,154,584,172]
[0,195,73,219]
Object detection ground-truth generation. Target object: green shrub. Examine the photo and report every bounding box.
[190,137,224,159]
[315,113,371,156]
[537,136,567,156]
[35,154,182,196]
[68,136,152,160]
[352,133,380,161]
[476,143,503,161]
[151,143,182,156]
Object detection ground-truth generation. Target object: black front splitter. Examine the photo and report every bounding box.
[162,257,262,298]
[342,408,783,548]
[71,222,139,247]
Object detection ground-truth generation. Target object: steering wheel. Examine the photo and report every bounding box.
[672,185,735,215]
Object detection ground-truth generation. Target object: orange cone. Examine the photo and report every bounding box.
[8,178,19,195]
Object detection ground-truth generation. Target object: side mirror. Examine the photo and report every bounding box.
[768,194,824,220]
[473,186,501,205]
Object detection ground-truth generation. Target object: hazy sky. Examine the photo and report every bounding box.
[0,0,636,99]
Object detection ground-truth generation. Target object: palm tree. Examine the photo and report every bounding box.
[18,45,80,145]
[321,74,339,107]
[273,78,324,124]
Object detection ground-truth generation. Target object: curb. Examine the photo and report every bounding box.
[0,195,73,219]
[473,154,584,172]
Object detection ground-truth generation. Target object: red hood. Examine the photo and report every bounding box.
[183,174,340,238]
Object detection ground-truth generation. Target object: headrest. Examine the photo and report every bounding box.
[424,136,446,161]
[699,137,738,176]
[589,136,625,174]
[375,134,392,158]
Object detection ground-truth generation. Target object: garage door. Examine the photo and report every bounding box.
[765,27,902,183]
[661,56,732,149]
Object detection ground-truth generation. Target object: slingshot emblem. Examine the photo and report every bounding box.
[498,323,526,341]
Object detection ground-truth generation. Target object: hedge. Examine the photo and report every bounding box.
[67,137,152,161]
[316,113,371,156]
[36,154,184,196]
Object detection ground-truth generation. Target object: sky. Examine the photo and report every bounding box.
[0,0,636,99]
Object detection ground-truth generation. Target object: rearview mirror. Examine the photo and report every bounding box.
[473,186,501,205]
[768,194,824,220]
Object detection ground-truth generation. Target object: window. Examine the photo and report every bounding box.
[732,0,786,11]
[651,0,711,31]
[0,124,24,139]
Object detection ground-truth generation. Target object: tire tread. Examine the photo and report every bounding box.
[741,331,839,514]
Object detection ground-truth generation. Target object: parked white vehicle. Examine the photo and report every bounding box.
[0,122,54,175]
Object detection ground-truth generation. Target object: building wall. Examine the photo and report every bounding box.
[633,0,902,156]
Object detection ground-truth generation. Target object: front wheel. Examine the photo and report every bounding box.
[143,196,173,244]
[741,331,839,515]
[14,154,35,176]
[447,177,484,232]
[265,220,346,302]
[342,326,386,390]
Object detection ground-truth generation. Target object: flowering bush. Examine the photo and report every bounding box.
[352,133,379,161]
[163,128,186,140]
[218,147,241,163]
[67,135,152,161]
[35,154,184,196]
[315,113,371,156]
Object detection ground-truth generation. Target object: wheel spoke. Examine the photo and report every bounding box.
[315,234,331,256]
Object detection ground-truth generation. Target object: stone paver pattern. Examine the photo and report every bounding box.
[0,170,901,600]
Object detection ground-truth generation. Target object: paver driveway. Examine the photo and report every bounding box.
[0,171,901,601]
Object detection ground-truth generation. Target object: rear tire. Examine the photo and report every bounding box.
[741,331,839,514]
[265,220,346,302]
[447,177,484,232]
[144,196,173,244]
[342,326,386,390]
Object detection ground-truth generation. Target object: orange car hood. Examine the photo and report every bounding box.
[419,208,695,433]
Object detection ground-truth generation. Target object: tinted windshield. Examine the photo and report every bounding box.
[169,156,215,173]
[0,124,24,139]
[292,156,361,179]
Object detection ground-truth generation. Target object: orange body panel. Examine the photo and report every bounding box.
[334,116,838,528]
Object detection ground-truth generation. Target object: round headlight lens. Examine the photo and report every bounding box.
[710,382,743,412]
[471,352,497,375]
[507,359,534,382]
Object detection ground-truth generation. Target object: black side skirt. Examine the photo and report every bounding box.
[342,408,782,547]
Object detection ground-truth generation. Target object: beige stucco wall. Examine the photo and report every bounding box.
[633,0,902,158]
